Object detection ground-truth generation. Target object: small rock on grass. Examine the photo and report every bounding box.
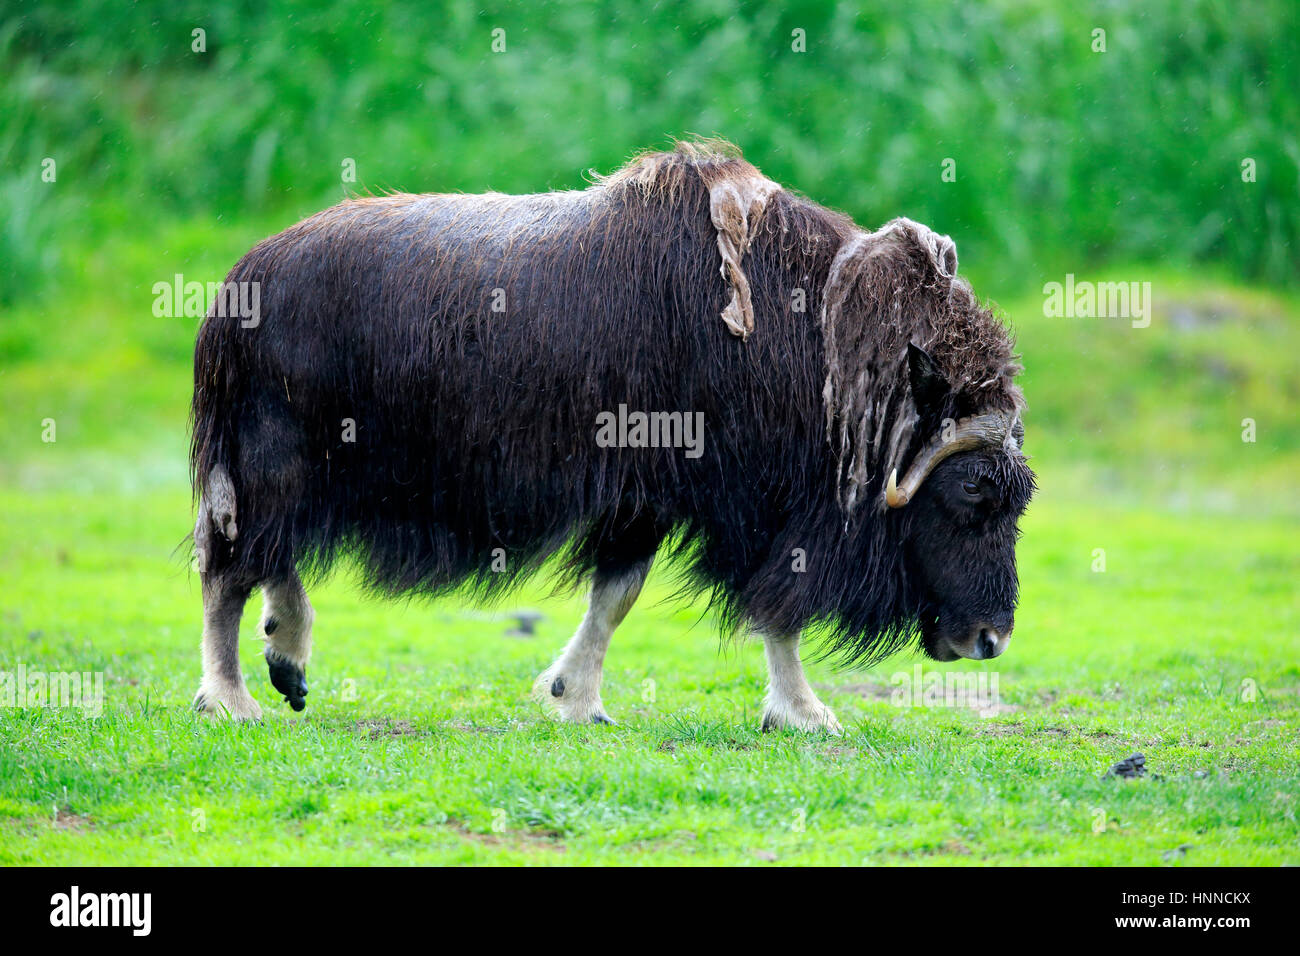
[1104,752,1161,779]
[504,609,545,637]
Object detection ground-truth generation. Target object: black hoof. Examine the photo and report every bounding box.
[591,713,616,725]
[267,655,308,711]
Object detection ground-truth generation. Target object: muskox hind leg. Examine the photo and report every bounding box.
[192,465,261,718]
[259,572,313,712]
[533,559,651,725]
[193,573,262,720]
[760,631,843,735]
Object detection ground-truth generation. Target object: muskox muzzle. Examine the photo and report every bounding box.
[923,617,1014,662]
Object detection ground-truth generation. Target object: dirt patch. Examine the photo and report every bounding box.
[975,723,1071,739]
[829,682,895,701]
[824,681,1020,716]
[442,721,508,736]
[620,829,699,852]
[354,718,431,739]
[451,822,566,853]
[354,717,507,738]
[975,722,1028,737]
[52,811,93,832]
[896,839,977,859]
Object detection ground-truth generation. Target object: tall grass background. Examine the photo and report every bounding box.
[2,0,1296,310]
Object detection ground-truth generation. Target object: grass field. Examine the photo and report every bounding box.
[1,237,1296,864]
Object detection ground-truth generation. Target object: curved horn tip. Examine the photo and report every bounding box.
[884,468,908,508]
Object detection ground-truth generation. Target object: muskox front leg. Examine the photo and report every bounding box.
[193,573,262,720]
[260,572,313,712]
[534,560,650,725]
[760,631,843,735]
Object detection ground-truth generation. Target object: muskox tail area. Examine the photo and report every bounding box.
[191,303,235,577]
[191,306,253,582]
[192,462,237,574]
[190,283,307,587]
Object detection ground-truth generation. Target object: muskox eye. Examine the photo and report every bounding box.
[961,479,981,497]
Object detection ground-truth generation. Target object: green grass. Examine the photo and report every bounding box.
[0,488,1295,865]
[0,236,1296,863]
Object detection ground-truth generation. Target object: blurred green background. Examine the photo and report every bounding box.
[3,0,1298,305]
[0,1,1297,864]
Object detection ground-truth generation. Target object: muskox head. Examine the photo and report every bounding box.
[815,215,1035,664]
[889,343,1035,661]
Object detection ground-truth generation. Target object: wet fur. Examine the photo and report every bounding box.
[191,139,1026,666]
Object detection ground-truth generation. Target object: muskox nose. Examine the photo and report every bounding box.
[970,625,1010,660]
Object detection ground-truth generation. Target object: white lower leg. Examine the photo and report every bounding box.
[760,631,842,734]
[260,575,313,711]
[534,561,650,724]
[194,575,261,720]
[261,576,313,669]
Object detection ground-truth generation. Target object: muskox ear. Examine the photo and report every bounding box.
[907,343,948,416]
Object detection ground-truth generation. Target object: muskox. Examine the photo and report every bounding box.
[191,139,1034,731]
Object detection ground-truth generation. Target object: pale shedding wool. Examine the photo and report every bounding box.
[817,218,1022,515]
[595,138,780,339]
[706,174,782,338]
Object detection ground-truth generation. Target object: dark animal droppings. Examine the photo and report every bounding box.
[1104,752,1149,778]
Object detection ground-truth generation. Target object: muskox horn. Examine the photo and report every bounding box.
[884,411,1019,508]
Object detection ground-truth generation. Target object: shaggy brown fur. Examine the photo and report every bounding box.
[192,138,1028,667]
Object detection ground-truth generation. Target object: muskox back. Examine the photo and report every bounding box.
[191,152,849,603]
